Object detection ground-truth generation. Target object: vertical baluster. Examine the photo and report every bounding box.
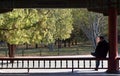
[83,60,85,68]
[66,60,68,68]
[55,60,56,68]
[12,60,13,68]
[0,60,1,68]
[101,60,103,68]
[89,60,91,68]
[7,60,8,68]
[49,60,51,68]
[17,60,19,68]
[33,60,34,68]
[22,60,24,68]
[78,60,79,68]
[44,60,45,68]
[72,60,74,72]
[27,60,29,72]
[60,60,62,68]
[118,60,120,69]
[1,60,3,68]
[38,60,40,68]
[118,59,119,69]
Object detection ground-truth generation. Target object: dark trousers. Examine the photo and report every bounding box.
[96,60,100,69]
[91,52,100,69]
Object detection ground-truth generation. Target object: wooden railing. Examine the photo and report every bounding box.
[0,57,109,72]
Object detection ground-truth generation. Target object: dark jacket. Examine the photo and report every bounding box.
[94,40,109,58]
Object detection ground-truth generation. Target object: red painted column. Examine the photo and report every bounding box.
[107,7,119,73]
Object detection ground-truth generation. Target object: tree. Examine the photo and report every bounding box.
[0,9,40,44]
[0,8,74,55]
[36,9,73,44]
[72,9,88,43]
[54,9,73,40]
[72,9,107,49]
[53,9,73,48]
[0,9,39,57]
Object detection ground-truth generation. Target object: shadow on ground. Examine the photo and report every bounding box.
[0,71,120,76]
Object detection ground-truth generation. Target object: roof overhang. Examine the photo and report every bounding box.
[0,0,120,16]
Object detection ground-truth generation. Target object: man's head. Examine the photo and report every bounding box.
[96,36,104,43]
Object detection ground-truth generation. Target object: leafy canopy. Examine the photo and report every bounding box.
[0,9,73,44]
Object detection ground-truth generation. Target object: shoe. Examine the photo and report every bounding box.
[95,68,98,71]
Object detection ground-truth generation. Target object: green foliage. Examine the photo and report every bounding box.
[72,9,88,41]
[53,9,73,40]
[0,9,73,45]
[0,9,40,44]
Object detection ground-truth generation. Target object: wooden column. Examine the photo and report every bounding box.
[107,7,119,73]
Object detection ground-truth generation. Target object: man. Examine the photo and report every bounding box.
[91,36,109,71]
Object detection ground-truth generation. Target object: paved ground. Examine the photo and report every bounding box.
[0,71,120,76]
[0,55,119,76]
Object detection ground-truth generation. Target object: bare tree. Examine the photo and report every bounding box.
[80,14,106,49]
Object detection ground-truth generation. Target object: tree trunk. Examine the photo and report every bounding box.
[48,43,54,51]
[80,14,105,50]
[35,44,38,48]
[72,40,74,45]
[26,44,29,49]
[7,43,16,63]
[58,39,62,48]
[68,39,71,47]
[63,40,67,47]
[75,40,77,45]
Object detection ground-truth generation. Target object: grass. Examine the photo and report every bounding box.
[0,43,119,57]
[16,43,93,56]
[3,42,120,57]
[0,43,94,57]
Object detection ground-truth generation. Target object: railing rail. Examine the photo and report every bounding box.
[0,57,109,72]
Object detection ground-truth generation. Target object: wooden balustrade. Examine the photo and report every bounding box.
[0,57,109,72]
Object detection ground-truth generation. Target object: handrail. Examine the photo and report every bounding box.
[0,57,109,60]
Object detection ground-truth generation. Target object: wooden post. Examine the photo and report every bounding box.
[107,7,119,73]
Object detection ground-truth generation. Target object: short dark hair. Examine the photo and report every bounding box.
[99,36,104,40]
